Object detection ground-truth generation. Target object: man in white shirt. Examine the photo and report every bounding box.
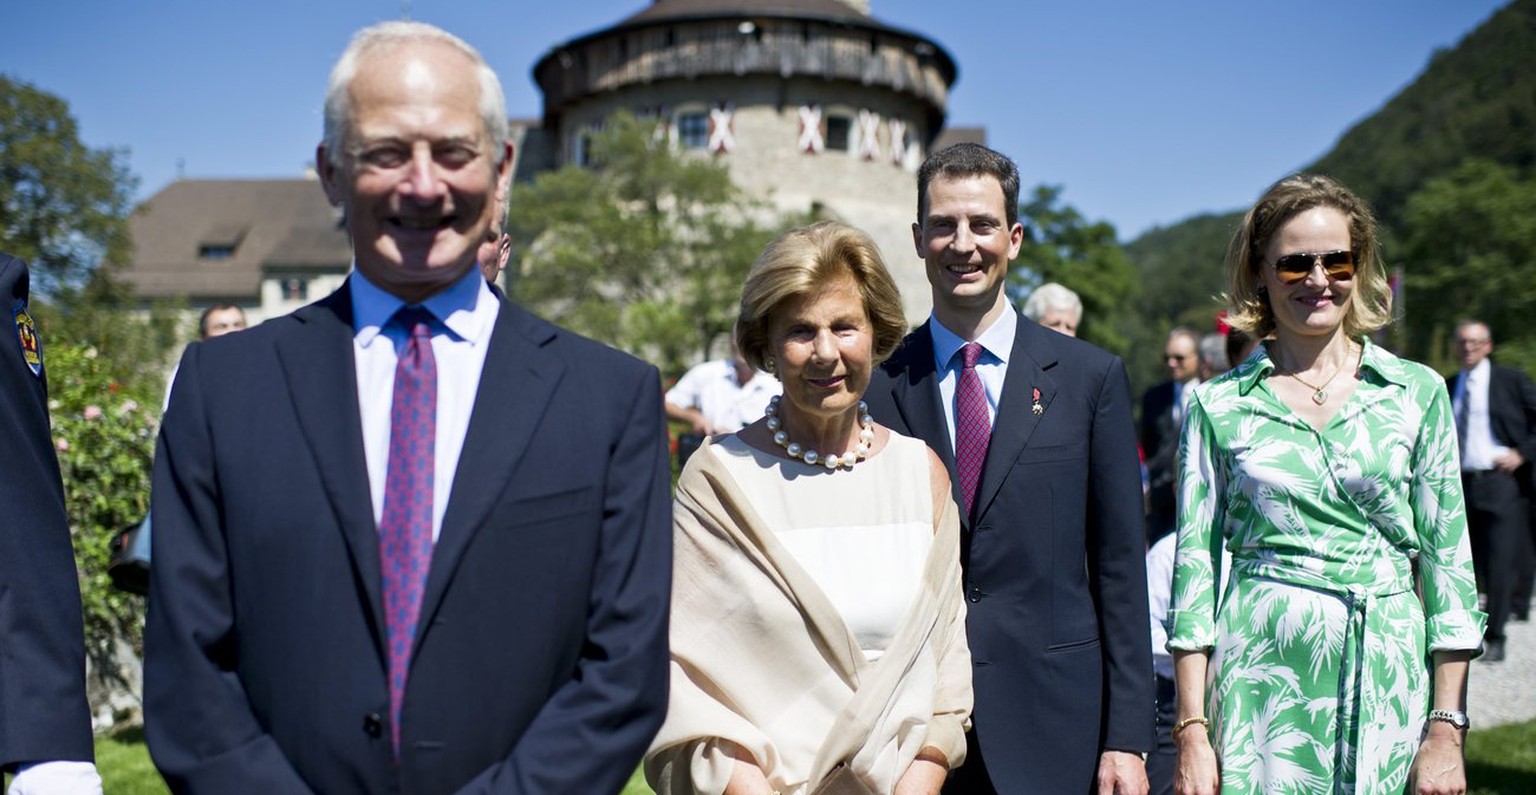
[1449,319,1536,663]
[664,338,779,466]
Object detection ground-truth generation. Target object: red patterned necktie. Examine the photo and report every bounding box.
[379,306,436,757]
[955,341,991,514]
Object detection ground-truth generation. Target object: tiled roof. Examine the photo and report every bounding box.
[622,0,869,25]
[118,179,350,300]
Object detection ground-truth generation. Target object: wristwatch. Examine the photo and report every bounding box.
[1427,709,1470,730]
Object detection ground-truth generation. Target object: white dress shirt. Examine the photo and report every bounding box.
[1454,358,1510,472]
[351,268,500,541]
[929,308,1016,453]
[1145,532,1178,681]
[664,359,780,433]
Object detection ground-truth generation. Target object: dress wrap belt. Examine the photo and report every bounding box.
[1228,554,1416,795]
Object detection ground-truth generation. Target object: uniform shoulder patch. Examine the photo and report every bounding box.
[13,302,43,378]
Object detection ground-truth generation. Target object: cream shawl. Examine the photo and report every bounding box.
[645,438,971,795]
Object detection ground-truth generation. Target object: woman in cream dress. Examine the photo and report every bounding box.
[646,221,972,795]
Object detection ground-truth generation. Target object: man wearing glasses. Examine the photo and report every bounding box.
[1449,319,1536,663]
[1140,328,1202,544]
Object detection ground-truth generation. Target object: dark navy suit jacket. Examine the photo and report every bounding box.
[144,283,672,794]
[0,253,94,774]
[866,314,1154,793]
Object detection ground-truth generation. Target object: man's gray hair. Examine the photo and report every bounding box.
[322,21,509,168]
[1199,332,1228,374]
[1021,282,1082,324]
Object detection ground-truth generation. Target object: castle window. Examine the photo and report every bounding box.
[677,112,709,149]
[281,277,309,301]
[826,115,852,152]
[199,244,236,260]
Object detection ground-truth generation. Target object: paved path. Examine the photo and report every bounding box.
[1467,615,1536,728]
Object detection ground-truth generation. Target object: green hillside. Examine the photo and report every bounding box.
[1124,0,1536,381]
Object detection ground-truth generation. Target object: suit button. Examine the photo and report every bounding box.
[968,586,982,603]
[363,713,383,738]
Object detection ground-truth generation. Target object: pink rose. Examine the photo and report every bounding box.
[84,405,104,420]
[56,438,70,452]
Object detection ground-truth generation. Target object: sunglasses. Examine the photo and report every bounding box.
[1271,250,1355,285]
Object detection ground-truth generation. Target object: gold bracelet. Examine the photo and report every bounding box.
[1172,716,1210,736]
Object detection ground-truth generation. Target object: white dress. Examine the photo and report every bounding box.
[712,432,934,660]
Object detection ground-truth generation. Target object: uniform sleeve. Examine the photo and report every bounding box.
[1411,378,1486,651]
[1167,392,1225,652]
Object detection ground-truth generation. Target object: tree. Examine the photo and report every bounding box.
[1400,159,1536,375]
[0,74,136,296]
[509,113,811,377]
[1009,185,1139,355]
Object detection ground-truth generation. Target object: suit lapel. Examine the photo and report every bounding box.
[886,324,965,515]
[973,315,1058,520]
[274,285,386,640]
[415,300,565,637]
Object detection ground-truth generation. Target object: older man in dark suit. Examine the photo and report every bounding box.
[865,144,1152,794]
[1,253,101,794]
[1449,319,1536,663]
[1140,328,1202,544]
[144,23,672,794]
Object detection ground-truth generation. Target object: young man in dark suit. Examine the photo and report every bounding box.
[1449,319,1536,663]
[0,252,101,794]
[144,23,672,794]
[865,144,1153,794]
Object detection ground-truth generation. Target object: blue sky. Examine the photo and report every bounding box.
[2,0,1508,240]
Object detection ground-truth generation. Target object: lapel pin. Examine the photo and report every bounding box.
[1031,387,1043,416]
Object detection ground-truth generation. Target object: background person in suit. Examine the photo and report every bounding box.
[1140,328,1201,544]
[865,143,1152,795]
[144,22,673,794]
[1450,319,1536,662]
[0,253,102,795]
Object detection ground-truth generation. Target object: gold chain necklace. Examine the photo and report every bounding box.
[1281,345,1358,405]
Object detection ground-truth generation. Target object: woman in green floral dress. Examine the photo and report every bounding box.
[1167,175,1485,795]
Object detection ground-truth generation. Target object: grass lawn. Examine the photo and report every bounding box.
[53,718,1535,794]
[80,728,653,794]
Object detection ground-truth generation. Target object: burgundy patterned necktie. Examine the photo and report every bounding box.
[379,306,436,757]
[955,341,991,514]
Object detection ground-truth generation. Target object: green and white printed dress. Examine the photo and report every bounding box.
[1167,339,1485,795]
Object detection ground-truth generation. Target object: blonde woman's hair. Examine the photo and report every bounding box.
[1224,173,1390,338]
[735,221,906,373]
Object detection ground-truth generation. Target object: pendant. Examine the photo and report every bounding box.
[1311,389,1328,405]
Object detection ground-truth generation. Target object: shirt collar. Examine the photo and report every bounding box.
[929,307,1016,371]
[350,267,497,348]
[1232,336,1403,396]
[1463,357,1491,382]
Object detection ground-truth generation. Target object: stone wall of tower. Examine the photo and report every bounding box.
[556,74,936,322]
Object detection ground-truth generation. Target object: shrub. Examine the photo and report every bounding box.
[46,342,158,671]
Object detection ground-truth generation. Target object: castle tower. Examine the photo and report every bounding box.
[531,0,958,322]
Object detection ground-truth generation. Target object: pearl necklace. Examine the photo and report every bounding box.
[764,395,875,469]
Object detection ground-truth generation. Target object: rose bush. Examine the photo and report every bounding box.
[46,341,157,672]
